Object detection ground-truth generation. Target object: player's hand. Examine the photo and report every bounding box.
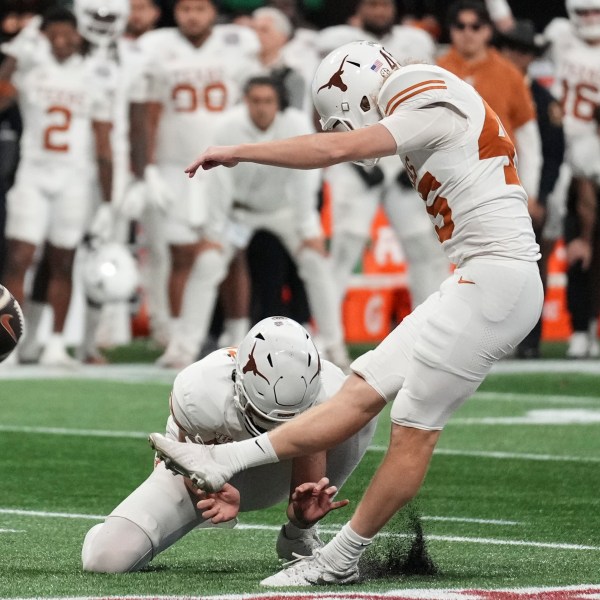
[566,237,592,270]
[527,198,546,231]
[185,146,239,177]
[289,477,349,528]
[300,236,327,256]
[116,177,147,219]
[194,482,241,524]
[88,202,114,242]
[144,165,175,212]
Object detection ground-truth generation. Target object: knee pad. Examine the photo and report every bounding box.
[81,517,153,573]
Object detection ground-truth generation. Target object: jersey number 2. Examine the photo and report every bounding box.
[43,106,72,153]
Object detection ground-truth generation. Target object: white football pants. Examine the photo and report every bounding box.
[174,206,345,358]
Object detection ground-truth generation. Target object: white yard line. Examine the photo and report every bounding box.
[0,425,146,438]
[421,516,522,525]
[0,508,520,527]
[2,424,599,463]
[1,360,600,383]
[473,391,600,405]
[0,508,594,551]
[367,445,600,463]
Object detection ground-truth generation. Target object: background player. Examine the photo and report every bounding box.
[0,6,113,367]
[170,76,349,370]
[131,0,261,368]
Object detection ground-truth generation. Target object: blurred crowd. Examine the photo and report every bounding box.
[0,0,599,369]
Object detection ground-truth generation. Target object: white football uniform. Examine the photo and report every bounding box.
[552,38,600,178]
[81,349,377,572]
[318,25,449,307]
[137,25,260,241]
[5,54,112,248]
[172,106,345,358]
[351,65,543,430]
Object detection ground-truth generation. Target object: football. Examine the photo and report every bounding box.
[0,285,24,362]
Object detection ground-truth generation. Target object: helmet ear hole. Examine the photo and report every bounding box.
[360,95,371,112]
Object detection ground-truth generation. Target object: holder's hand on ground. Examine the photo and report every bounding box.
[193,482,241,524]
[289,477,349,528]
[185,146,239,177]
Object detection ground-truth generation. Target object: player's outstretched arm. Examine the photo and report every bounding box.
[184,124,397,176]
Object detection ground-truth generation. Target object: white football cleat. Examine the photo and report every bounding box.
[566,332,589,359]
[155,340,195,370]
[39,343,81,369]
[276,525,324,561]
[148,433,233,492]
[260,551,359,587]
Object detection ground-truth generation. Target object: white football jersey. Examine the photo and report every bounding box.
[169,348,345,443]
[553,41,600,159]
[137,25,261,163]
[378,65,540,266]
[14,53,112,167]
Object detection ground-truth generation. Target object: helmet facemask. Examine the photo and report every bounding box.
[567,0,600,41]
[75,0,129,45]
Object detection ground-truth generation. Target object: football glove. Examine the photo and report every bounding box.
[144,165,175,212]
[116,177,147,219]
[88,203,114,243]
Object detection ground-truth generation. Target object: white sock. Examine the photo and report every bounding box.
[319,523,373,571]
[21,300,45,343]
[46,333,66,352]
[212,433,278,472]
[284,521,315,539]
[81,305,102,356]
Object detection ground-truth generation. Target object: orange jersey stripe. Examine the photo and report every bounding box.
[385,79,446,114]
[387,85,448,115]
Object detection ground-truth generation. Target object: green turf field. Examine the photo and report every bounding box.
[1,362,599,598]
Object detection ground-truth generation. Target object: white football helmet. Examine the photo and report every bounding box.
[233,317,322,436]
[74,0,129,46]
[82,242,139,305]
[566,0,600,40]
[312,40,399,167]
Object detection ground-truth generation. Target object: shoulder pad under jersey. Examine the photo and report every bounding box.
[378,64,455,117]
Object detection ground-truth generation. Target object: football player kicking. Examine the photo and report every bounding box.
[82,316,377,573]
[149,40,544,586]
